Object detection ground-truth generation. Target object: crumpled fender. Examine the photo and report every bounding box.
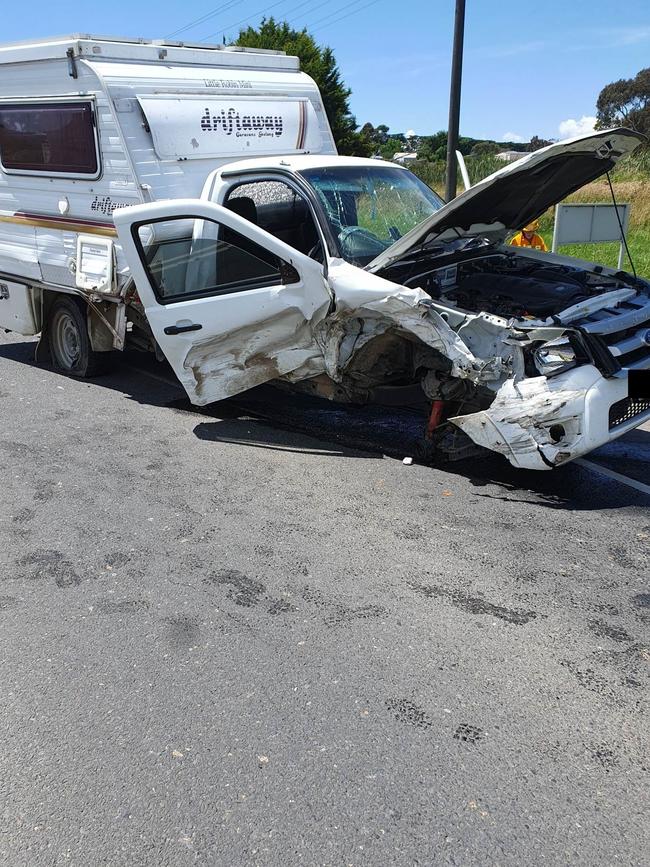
[312,287,490,384]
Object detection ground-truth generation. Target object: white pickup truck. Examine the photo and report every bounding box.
[1,36,649,469]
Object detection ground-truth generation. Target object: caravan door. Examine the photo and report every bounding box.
[114,199,332,405]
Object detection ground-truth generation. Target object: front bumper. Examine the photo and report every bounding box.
[449,364,650,471]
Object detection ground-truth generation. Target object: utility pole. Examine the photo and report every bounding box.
[445,0,466,202]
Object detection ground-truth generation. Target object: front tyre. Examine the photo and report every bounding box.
[48,297,108,377]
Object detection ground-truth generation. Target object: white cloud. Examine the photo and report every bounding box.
[558,116,597,139]
[608,25,650,46]
[478,40,546,59]
[502,131,526,143]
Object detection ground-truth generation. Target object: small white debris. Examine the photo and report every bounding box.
[402,457,413,465]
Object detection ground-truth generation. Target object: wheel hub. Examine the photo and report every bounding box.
[52,310,81,369]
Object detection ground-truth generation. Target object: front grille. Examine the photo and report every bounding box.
[580,293,650,370]
[609,396,650,429]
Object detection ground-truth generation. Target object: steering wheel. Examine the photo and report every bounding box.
[337,225,389,261]
[338,225,381,244]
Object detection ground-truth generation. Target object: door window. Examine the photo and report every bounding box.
[134,216,299,304]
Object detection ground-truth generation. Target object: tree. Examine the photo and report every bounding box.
[416,136,438,162]
[416,130,448,162]
[526,135,552,152]
[420,131,447,153]
[359,122,391,152]
[470,141,499,156]
[596,68,650,135]
[376,124,390,145]
[379,136,407,161]
[234,19,370,155]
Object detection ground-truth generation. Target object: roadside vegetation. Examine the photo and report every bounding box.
[410,149,650,276]
[361,67,650,277]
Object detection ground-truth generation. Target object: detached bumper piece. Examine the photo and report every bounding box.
[609,396,650,429]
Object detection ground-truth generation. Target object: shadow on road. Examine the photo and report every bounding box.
[0,339,378,461]
[2,338,648,509]
[192,419,376,458]
[172,392,650,511]
[0,339,180,410]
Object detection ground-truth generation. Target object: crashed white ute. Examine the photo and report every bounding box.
[112,128,650,470]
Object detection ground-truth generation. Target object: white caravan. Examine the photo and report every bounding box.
[0,34,333,351]
[0,35,649,470]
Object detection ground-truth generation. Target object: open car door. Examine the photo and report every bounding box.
[114,199,332,405]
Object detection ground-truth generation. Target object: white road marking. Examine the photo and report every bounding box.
[575,458,650,498]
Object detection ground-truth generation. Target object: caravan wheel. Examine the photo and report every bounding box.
[48,297,108,378]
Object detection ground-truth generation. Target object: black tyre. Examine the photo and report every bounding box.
[48,297,108,377]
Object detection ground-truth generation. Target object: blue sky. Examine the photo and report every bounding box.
[4,1,650,141]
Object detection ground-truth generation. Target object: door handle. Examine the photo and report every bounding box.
[163,323,203,335]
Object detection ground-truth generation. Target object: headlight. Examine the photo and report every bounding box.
[533,337,577,377]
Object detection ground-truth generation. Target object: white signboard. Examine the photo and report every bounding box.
[552,203,630,269]
[137,95,322,161]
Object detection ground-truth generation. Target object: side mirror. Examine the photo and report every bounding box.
[279,260,301,285]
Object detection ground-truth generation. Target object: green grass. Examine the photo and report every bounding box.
[535,180,650,277]
[410,148,650,280]
[537,226,650,277]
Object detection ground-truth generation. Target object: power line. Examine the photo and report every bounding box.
[302,0,360,30]
[166,0,243,39]
[308,0,383,34]
[203,0,294,40]
[173,0,383,45]
[203,0,358,43]
[286,0,331,26]
[205,0,332,41]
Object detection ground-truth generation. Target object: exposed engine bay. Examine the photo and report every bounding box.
[380,248,630,319]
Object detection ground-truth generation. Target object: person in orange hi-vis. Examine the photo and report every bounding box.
[509,218,548,251]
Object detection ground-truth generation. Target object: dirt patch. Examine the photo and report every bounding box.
[453,723,483,745]
[204,570,267,607]
[588,619,633,643]
[386,698,432,730]
[95,598,149,615]
[409,580,538,625]
[164,615,201,649]
[17,550,80,588]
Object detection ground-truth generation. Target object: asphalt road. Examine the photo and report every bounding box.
[0,331,648,867]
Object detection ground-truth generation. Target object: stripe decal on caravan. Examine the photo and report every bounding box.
[0,212,117,237]
[296,101,307,150]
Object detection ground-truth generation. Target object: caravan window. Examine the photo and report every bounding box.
[0,101,100,177]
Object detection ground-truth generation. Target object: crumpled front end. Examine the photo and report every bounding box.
[445,283,650,469]
[280,262,650,471]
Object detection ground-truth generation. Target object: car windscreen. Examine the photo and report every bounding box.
[300,165,444,266]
